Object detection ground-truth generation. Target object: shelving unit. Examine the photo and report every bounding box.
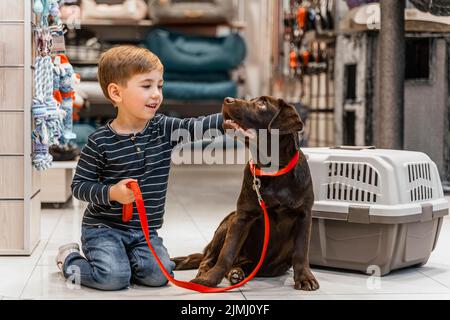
[78,18,153,26]
[0,0,41,255]
[65,18,244,28]
[68,17,246,120]
[41,161,77,207]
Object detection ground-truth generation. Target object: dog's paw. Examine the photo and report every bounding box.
[190,277,219,288]
[294,278,320,291]
[227,268,245,285]
[294,269,320,291]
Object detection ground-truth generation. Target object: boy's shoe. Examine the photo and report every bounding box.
[56,243,80,271]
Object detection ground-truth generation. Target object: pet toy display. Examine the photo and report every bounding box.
[34,0,61,26]
[282,0,333,78]
[32,52,61,170]
[31,0,77,170]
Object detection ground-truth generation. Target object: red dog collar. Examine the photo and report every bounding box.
[249,150,300,177]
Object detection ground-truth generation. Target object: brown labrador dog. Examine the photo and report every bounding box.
[172,96,319,291]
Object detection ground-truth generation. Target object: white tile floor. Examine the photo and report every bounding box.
[1,164,450,300]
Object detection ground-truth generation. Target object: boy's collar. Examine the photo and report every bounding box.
[107,117,155,138]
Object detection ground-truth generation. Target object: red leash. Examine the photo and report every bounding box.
[123,181,270,293]
[122,151,300,293]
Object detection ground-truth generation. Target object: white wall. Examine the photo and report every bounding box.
[237,0,273,98]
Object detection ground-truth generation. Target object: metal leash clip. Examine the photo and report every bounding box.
[252,175,263,204]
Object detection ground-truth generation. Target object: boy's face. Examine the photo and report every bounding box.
[112,69,164,121]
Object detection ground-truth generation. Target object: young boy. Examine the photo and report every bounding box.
[56,45,224,291]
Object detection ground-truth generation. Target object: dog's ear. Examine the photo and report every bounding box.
[268,99,304,134]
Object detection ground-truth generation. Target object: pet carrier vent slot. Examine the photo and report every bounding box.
[408,163,431,182]
[326,183,377,203]
[326,161,380,203]
[407,162,433,202]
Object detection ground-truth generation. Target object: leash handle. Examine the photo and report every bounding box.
[124,181,270,293]
[122,203,133,223]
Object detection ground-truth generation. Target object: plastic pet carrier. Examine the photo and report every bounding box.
[303,147,449,275]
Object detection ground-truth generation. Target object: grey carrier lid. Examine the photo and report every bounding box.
[303,147,449,224]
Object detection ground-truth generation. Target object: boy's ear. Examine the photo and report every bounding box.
[107,83,122,104]
[268,99,304,135]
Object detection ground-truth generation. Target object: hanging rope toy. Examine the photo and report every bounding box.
[31,0,65,170]
[53,54,77,145]
[32,53,63,169]
[32,101,53,171]
[32,55,51,170]
[34,0,61,26]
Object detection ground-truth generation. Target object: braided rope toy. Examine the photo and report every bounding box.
[32,0,68,170]
[32,99,53,171]
[32,56,53,170]
[53,54,77,145]
[32,54,64,170]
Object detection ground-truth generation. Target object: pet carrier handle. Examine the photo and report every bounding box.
[122,180,271,293]
[330,146,376,150]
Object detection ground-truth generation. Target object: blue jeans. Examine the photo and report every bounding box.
[63,225,175,291]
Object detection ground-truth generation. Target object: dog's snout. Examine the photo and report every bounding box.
[224,97,235,104]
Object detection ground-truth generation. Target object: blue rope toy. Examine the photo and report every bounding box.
[32,0,76,170]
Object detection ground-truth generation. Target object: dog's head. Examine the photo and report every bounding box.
[222,96,304,137]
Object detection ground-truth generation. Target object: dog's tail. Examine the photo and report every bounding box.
[171,253,204,270]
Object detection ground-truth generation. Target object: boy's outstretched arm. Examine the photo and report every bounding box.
[163,113,224,148]
[71,136,112,206]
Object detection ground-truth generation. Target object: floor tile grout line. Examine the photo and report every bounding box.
[240,289,248,300]
[170,191,210,244]
[18,207,67,299]
[242,291,450,297]
[18,251,44,299]
[416,268,450,290]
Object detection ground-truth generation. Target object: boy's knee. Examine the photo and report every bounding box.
[142,273,169,287]
[136,259,175,287]
[95,272,130,291]
[90,265,131,291]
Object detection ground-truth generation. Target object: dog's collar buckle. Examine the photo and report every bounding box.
[252,176,263,204]
[249,150,300,204]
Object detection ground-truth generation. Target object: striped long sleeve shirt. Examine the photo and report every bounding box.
[71,113,224,230]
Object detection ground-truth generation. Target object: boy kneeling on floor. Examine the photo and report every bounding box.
[56,45,224,291]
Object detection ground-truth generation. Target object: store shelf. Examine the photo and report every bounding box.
[65,18,153,27]
[41,165,75,204]
[70,59,99,65]
[49,160,78,169]
[63,18,245,29]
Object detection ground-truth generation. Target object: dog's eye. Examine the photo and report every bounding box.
[255,101,266,109]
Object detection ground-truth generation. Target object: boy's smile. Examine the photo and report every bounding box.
[109,69,164,132]
[124,69,163,117]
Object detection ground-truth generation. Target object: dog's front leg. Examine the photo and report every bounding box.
[191,211,257,287]
[292,208,319,291]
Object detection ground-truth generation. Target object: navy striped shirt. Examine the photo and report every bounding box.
[71,113,224,230]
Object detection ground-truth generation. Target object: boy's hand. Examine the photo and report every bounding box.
[109,179,137,204]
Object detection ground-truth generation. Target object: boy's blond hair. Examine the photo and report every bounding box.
[97,45,163,102]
